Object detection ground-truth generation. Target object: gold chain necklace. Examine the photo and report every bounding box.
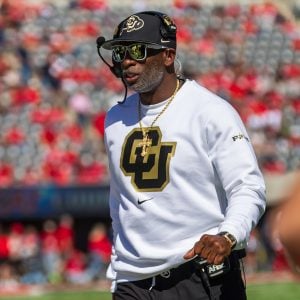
[138,79,180,157]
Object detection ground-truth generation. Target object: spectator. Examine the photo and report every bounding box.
[40,220,62,283]
[64,248,89,284]
[86,223,112,280]
[7,223,24,273]
[68,89,93,127]
[56,214,74,257]
[244,229,260,275]
[0,262,20,292]
[19,226,47,285]
[0,225,9,263]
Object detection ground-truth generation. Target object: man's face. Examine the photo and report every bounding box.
[119,44,166,93]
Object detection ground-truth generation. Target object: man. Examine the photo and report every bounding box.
[97,11,266,300]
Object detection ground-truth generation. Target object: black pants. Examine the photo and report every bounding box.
[113,251,247,300]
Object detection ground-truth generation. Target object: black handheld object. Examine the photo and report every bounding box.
[194,256,231,278]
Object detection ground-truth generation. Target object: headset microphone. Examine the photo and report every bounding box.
[96,36,127,104]
[96,36,106,48]
[96,36,122,78]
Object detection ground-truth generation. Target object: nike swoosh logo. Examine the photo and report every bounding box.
[161,39,170,43]
[137,197,154,205]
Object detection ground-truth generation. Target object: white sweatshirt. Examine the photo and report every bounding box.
[104,79,266,287]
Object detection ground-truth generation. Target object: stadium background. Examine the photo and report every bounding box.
[0,0,300,296]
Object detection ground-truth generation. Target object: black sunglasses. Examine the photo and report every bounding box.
[111,43,167,62]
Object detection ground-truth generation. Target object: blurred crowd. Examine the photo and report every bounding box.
[0,0,299,187]
[0,213,295,292]
[0,215,112,291]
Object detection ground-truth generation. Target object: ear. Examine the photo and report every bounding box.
[163,49,176,67]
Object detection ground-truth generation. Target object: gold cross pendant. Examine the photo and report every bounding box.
[139,131,152,157]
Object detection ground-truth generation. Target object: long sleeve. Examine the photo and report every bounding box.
[205,100,266,247]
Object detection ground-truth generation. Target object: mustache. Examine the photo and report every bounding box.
[122,70,139,76]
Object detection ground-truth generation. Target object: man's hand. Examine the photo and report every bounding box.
[183,234,232,265]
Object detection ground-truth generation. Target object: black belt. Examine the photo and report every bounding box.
[131,249,246,291]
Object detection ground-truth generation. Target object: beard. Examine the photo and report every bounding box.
[128,61,164,93]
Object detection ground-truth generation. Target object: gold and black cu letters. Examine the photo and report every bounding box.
[120,127,176,192]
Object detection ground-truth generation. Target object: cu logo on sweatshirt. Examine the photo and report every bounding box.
[120,127,176,192]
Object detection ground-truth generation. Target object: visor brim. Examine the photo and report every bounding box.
[102,39,174,50]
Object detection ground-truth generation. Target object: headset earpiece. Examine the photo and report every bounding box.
[160,26,168,38]
[138,11,177,39]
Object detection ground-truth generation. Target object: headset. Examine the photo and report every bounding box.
[96,11,176,77]
[142,11,177,40]
[96,36,122,78]
[96,11,177,103]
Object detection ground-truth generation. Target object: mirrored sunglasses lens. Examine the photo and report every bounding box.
[129,44,146,60]
[112,46,126,62]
